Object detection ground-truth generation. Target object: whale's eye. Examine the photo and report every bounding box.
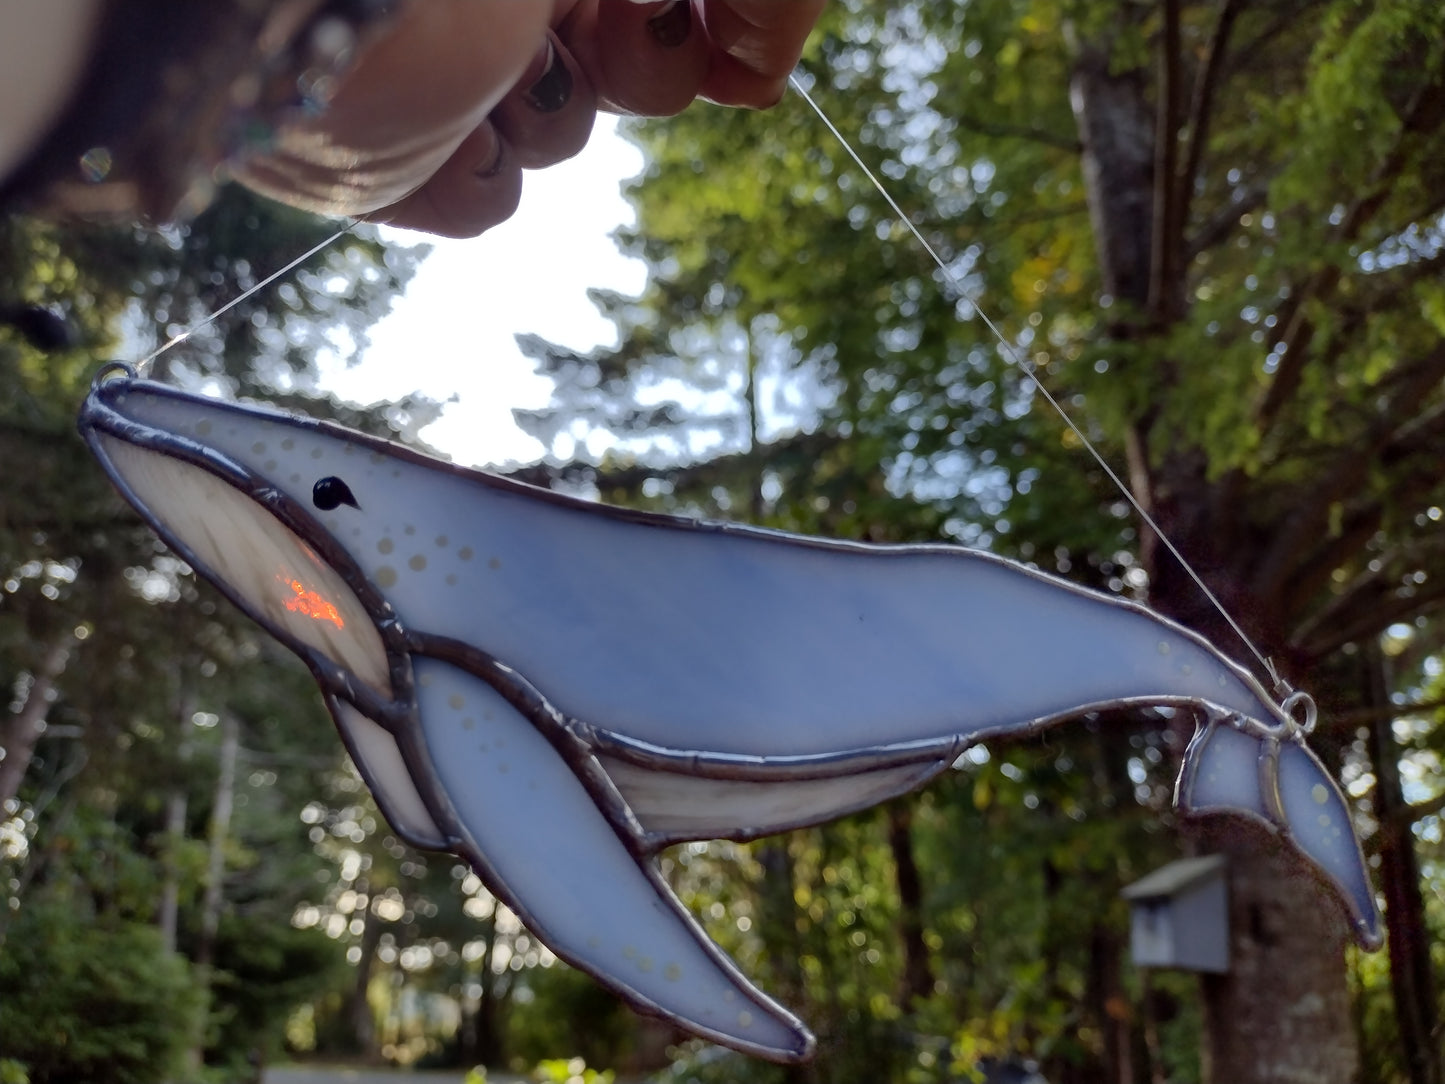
[312,476,358,511]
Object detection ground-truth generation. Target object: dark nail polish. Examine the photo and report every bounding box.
[523,41,573,113]
[647,1,692,47]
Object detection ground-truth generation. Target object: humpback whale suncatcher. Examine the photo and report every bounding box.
[80,368,1382,1063]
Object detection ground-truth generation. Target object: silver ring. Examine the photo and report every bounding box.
[1280,690,1317,737]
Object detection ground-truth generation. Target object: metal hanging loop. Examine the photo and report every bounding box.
[1279,690,1318,738]
[92,361,138,389]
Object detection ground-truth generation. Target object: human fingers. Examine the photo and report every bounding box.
[369,121,522,238]
[235,0,553,217]
[560,0,712,117]
[489,32,599,170]
[371,26,599,237]
[697,0,827,107]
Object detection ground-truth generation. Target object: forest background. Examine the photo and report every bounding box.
[2,1,1443,1083]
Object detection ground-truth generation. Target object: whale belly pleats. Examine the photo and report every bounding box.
[600,754,947,846]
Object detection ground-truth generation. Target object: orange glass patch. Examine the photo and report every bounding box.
[279,575,345,629]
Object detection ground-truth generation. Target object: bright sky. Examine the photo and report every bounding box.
[317,115,648,469]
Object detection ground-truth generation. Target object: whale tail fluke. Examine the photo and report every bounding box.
[1178,713,1382,950]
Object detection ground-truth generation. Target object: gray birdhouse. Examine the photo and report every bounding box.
[1121,855,1229,973]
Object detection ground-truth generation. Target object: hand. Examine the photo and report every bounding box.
[234,0,827,237]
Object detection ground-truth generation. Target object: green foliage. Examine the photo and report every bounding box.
[0,182,425,1079]
[649,1046,784,1084]
[505,965,634,1071]
[531,1056,615,1084]
[206,915,349,1074]
[0,896,203,1084]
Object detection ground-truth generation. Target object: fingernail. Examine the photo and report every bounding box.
[475,133,505,178]
[523,40,573,113]
[647,1,692,47]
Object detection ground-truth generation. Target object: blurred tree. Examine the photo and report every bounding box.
[0,886,203,1084]
[0,184,428,1081]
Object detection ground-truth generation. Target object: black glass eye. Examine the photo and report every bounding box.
[312,476,359,511]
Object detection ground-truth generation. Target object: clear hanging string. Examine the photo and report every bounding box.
[109,65,1284,701]
[131,220,362,379]
[787,73,1286,698]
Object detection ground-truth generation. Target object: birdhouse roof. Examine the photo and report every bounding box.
[1121,855,1226,900]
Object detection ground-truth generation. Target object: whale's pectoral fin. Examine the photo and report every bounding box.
[597,752,949,848]
[326,695,449,851]
[407,656,816,1063]
[1178,715,1382,949]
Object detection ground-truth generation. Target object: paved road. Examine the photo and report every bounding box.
[264,1069,527,1084]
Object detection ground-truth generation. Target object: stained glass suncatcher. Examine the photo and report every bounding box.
[79,369,1382,1062]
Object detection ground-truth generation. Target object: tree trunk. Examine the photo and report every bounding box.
[1069,21,1361,1083]
[1365,644,1442,1084]
[1195,819,1356,1083]
[195,713,238,973]
[190,711,240,1070]
[1087,924,1133,1084]
[1156,491,1359,1084]
[755,837,813,1084]
[158,789,187,954]
[470,980,505,1069]
[1139,971,1167,1084]
[345,900,385,1058]
[0,635,73,806]
[1069,42,1154,312]
[756,838,805,1006]
[468,907,507,1067]
[158,689,194,955]
[887,802,934,1010]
